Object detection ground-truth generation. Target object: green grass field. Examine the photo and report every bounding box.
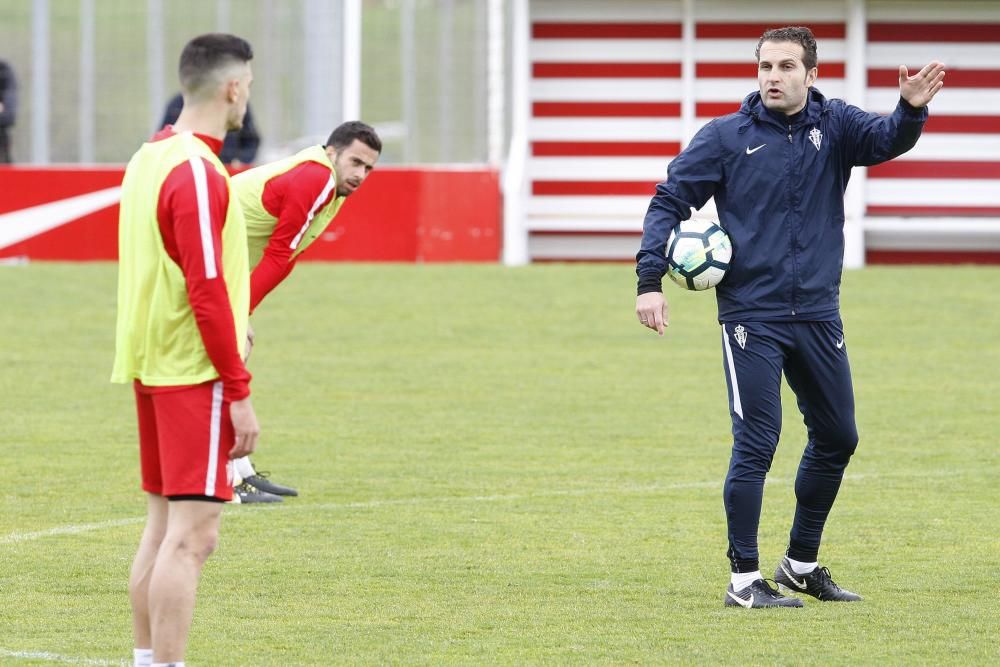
[1,263,998,665]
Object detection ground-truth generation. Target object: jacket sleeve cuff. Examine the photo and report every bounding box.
[637,275,663,295]
[898,96,928,117]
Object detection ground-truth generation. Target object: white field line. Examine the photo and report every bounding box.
[0,468,968,543]
[0,517,145,546]
[0,649,127,666]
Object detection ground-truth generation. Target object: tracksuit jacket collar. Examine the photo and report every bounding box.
[737,87,828,134]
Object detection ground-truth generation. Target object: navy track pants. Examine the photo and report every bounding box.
[720,319,859,573]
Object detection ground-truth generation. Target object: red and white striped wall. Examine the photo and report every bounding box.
[514,0,1000,264]
[863,2,1000,263]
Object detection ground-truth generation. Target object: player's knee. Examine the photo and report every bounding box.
[194,527,220,561]
[172,529,219,564]
[821,422,859,462]
[837,422,858,452]
[729,441,778,478]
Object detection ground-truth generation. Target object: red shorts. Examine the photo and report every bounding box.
[133,380,234,501]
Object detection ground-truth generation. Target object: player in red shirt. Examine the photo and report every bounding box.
[228,122,382,502]
[113,34,258,667]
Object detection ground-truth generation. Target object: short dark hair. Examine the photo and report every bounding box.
[755,26,818,71]
[178,33,253,95]
[326,121,382,153]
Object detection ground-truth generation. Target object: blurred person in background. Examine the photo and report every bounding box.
[0,59,18,163]
[227,120,382,504]
[161,91,260,167]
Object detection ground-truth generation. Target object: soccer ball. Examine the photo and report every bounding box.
[665,219,732,290]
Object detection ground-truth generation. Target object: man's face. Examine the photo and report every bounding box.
[329,139,379,197]
[757,41,816,116]
[225,63,253,132]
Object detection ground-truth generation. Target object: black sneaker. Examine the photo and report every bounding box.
[232,482,283,504]
[774,557,863,601]
[724,579,804,608]
[244,472,298,497]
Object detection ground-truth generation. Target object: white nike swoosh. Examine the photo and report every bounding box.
[780,563,807,589]
[727,590,754,608]
[746,144,766,155]
[0,186,123,249]
[836,338,845,349]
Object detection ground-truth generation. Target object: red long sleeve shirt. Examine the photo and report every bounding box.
[249,160,337,312]
[154,127,251,401]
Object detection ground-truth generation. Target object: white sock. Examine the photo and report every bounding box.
[787,556,817,575]
[133,648,153,667]
[731,570,762,592]
[152,662,185,667]
[233,456,256,480]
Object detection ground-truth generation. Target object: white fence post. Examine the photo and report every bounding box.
[502,0,530,266]
[843,0,867,269]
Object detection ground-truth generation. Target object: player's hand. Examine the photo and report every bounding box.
[899,61,945,108]
[636,292,668,336]
[229,397,260,458]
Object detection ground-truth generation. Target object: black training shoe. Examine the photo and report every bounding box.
[244,472,299,497]
[232,482,283,504]
[774,557,863,601]
[724,579,804,608]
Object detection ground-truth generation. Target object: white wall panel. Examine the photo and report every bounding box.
[694,79,846,100]
[892,135,1000,161]
[529,157,670,180]
[531,79,683,101]
[867,44,1000,67]
[694,1,846,20]
[529,118,683,140]
[865,89,1000,114]
[868,1,1000,21]
[868,179,1000,206]
[531,39,682,62]
[694,40,848,62]
[527,195,653,217]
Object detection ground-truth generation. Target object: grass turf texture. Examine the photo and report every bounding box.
[0,263,998,665]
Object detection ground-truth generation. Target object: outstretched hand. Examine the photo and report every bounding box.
[899,61,945,108]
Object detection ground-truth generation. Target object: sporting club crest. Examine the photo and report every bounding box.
[734,324,747,350]
[809,127,823,151]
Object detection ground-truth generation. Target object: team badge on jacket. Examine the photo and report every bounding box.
[734,324,748,350]
[809,127,823,151]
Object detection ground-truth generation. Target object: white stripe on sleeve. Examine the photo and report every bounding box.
[721,325,743,419]
[204,381,224,496]
[187,155,219,279]
[290,175,336,250]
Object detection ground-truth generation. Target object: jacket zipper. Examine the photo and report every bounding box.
[788,123,796,316]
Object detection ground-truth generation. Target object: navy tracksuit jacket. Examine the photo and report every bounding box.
[636,88,927,571]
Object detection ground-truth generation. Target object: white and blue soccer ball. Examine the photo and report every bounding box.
[665,219,732,291]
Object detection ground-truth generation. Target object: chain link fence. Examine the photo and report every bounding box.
[0,0,503,165]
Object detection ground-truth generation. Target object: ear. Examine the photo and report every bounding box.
[226,78,241,103]
[805,67,818,87]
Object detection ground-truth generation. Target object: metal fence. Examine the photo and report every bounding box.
[0,0,506,165]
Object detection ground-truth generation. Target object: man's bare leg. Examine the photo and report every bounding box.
[130,494,169,653]
[147,500,223,663]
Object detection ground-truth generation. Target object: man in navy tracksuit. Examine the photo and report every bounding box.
[635,26,945,608]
